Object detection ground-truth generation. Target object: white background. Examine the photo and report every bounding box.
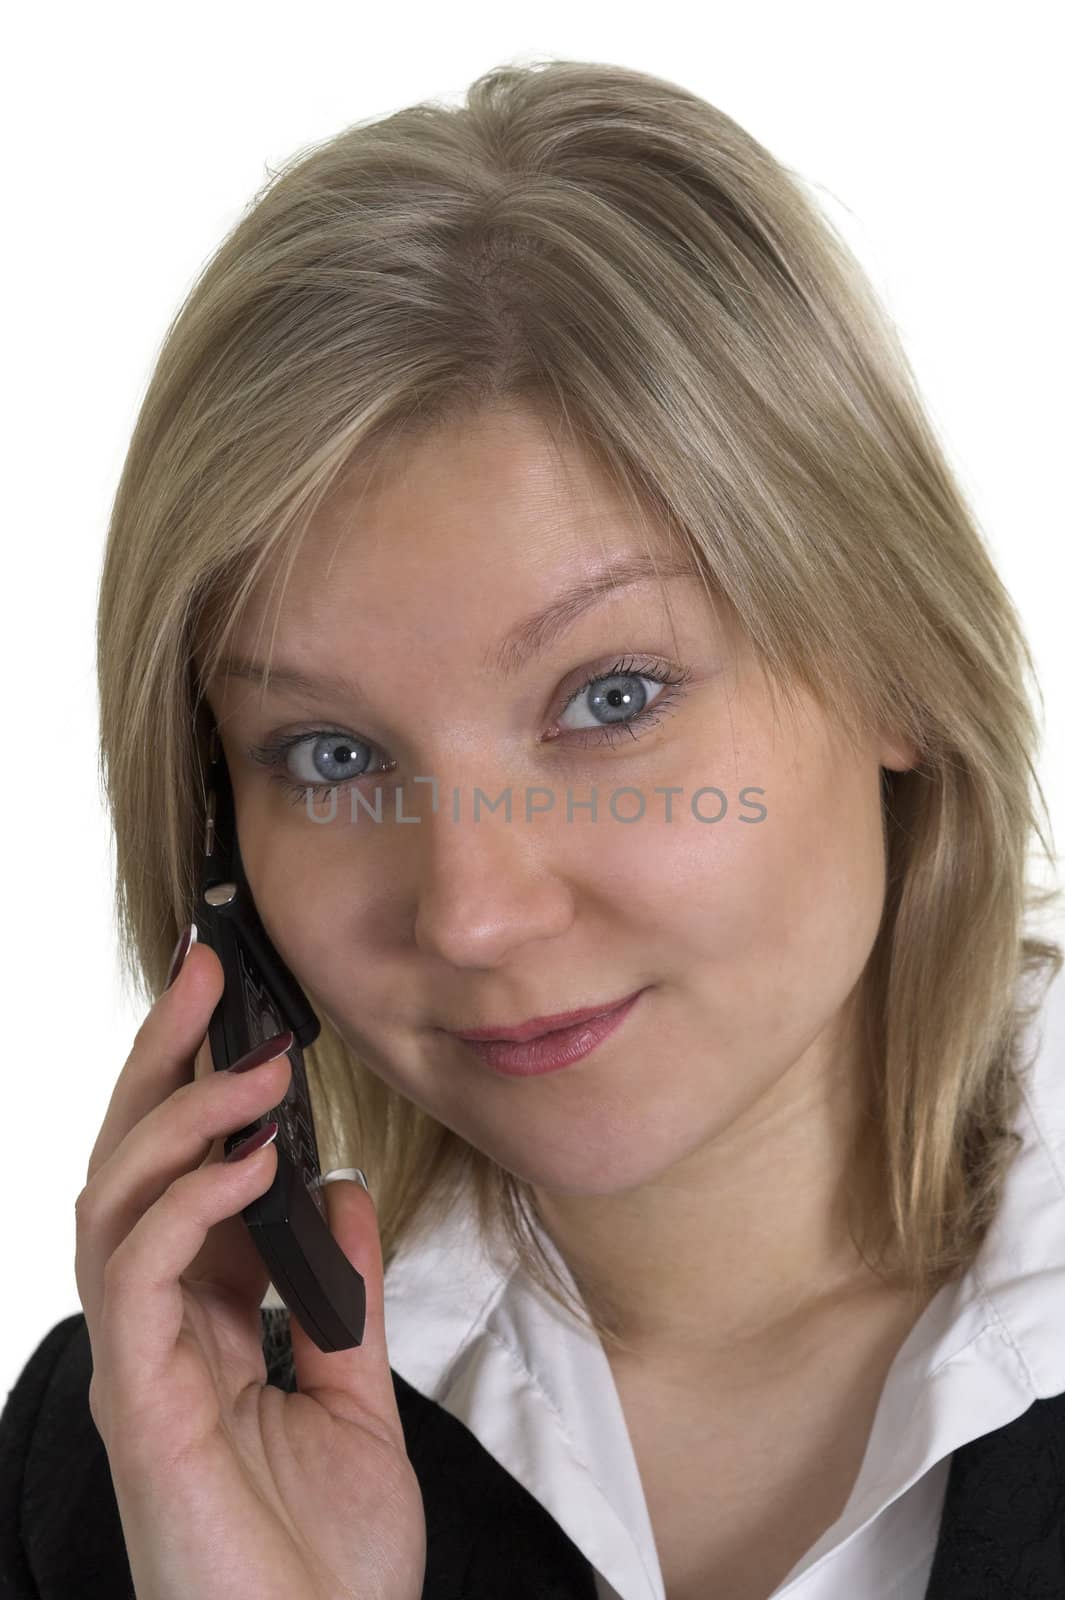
[3,1,1062,1401]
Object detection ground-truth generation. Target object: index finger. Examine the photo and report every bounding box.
[84,930,224,1187]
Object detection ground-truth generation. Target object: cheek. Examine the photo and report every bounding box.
[601,742,888,1022]
[678,750,888,1041]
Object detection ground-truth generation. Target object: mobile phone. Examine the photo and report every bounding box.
[193,725,367,1353]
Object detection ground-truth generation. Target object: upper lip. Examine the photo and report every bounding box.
[443,989,643,1043]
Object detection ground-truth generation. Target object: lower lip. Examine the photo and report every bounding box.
[450,990,646,1077]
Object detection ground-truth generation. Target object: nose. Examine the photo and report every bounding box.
[411,801,574,968]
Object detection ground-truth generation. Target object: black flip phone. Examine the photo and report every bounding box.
[193,725,367,1354]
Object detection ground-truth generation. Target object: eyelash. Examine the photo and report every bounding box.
[246,654,693,805]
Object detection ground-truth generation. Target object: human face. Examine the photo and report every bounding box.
[202,406,915,1199]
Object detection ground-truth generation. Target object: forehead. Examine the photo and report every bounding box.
[237,409,694,636]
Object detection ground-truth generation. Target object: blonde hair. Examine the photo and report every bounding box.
[96,57,1063,1355]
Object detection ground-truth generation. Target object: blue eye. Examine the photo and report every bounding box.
[247,729,389,803]
[281,732,377,785]
[246,653,692,805]
[556,657,688,742]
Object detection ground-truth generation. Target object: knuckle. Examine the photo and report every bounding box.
[172,1075,199,1107]
[172,1076,215,1126]
[87,1372,105,1429]
[74,1184,95,1228]
[131,1010,154,1053]
[100,1246,129,1295]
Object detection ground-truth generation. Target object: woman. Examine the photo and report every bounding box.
[2,57,1062,1600]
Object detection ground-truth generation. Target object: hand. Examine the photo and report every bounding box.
[74,930,426,1600]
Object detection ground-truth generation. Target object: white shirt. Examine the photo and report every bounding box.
[369,957,1065,1600]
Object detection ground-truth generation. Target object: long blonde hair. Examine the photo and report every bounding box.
[96,57,1063,1354]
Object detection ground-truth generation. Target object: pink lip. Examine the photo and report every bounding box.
[447,988,646,1044]
[450,989,646,1077]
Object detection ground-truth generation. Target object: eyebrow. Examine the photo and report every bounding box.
[216,552,699,698]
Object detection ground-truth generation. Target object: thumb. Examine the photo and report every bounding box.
[286,1169,404,1442]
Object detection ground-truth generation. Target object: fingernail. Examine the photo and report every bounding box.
[225,1120,279,1162]
[322,1167,369,1192]
[226,1031,294,1074]
[165,923,197,991]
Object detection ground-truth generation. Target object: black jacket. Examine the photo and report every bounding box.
[2,1309,1064,1598]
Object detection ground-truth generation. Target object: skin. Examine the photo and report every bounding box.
[200,404,920,1395]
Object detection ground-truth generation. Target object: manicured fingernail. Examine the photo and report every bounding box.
[226,1031,294,1074]
[322,1167,369,1193]
[165,923,197,991]
[225,1120,279,1162]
